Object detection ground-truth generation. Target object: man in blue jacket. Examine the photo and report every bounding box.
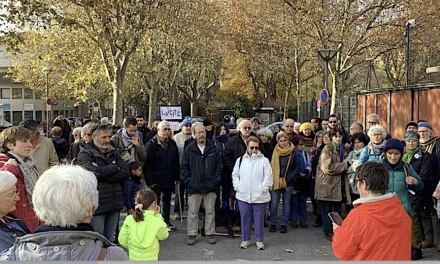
[181,123,223,245]
[144,120,180,232]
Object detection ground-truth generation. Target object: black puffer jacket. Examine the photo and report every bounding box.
[409,149,432,211]
[78,142,129,215]
[180,140,222,194]
[144,136,180,189]
[223,132,255,176]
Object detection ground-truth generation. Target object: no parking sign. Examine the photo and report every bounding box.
[320,89,329,105]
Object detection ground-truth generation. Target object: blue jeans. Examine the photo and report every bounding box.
[270,186,294,226]
[290,192,308,222]
[91,211,120,243]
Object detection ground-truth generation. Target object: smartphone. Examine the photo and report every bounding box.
[328,212,343,226]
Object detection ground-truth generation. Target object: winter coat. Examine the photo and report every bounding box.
[180,140,223,194]
[277,151,301,187]
[53,120,72,143]
[223,133,249,177]
[408,149,432,211]
[332,193,411,260]
[118,210,169,261]
[382,159,423,214]
[124,177,141,210]
[315,143,351,203]
[30,134,59,174]
[259,141,274,161]
[144,136,180,188]
[232,151,273,204]
[137,124,151,145]
[358,144,385,165]
[78,142,129,215]
[344,149,362,194]
[0,225,127,261]
[0,155,40,232]
[52,137,70,162]
[0,214,30,253]
[111,130,147,164]
[213,134,229,156]
[66,140,85,165]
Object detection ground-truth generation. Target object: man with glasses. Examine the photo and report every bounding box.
[417,121,440,252]
[224,119,255,231]
[19,119,59,174]
[365,113,391,140]
[181,123,222,245]
[332,162,411,260]
[144,120,180,232]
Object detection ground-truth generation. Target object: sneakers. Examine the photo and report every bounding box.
[290,222,298,228]
[411,246,422,260]
[280,225,287,233]
[240,241,251,249]
[167,223,177,232]
[207,235,216,244]
[231,225,241,232]
[174,214,181,220]
[269,225,276,233]
[256,241,265,250]
[300,221,308,228]
[187,236,197,245]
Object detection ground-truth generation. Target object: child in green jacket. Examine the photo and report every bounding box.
[119,188,169,261]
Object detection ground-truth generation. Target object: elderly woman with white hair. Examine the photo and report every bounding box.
[0,171,30,253]
[257,127,274,161]
[358,125,388,165]
[0,165,128,261]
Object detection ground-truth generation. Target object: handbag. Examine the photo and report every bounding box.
[278,154,291,190]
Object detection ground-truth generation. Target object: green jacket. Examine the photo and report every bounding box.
[111,130,147,164]
[118,210,169,261]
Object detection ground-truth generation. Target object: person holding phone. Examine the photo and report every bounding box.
[332,162,412,260]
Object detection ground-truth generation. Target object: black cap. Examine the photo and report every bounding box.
[203,119,213,126]
[19,119,38,130]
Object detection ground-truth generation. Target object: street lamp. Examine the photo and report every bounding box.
[405,19,415,86]
[42,67,52,135]
[317,48,338,117]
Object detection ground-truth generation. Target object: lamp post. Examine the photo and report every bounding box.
[317,48,338,117]
[42,67,52,135]
[405,19,415,86]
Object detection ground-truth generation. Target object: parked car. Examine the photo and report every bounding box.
[261,121,284,132]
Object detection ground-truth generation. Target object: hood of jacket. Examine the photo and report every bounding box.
[353,193,407,228]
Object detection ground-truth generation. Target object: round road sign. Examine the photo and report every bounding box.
[320,89,329,105]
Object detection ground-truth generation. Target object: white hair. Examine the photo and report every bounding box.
[0,171,17,193]
[101,117,109,125]
[157,120,170,130]
[367,113,380,122]
[81,123,95,137]
[191,122,203,135]
[367,125,387,138]
[72,127,82,136]
[283,118,295,126]
[257,127,273,139]
[294,122,301,126]
[32,165,99,227]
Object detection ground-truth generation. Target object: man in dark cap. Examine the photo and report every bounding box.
[402,121,419,147]
[203,119,214,141]
[250,117,262,134]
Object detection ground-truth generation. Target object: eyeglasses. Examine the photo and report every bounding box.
[329,121,337,124]
[0,189,20,198]
[162,128,171,131]
[242,127,252,130]
[418,130,430,134]
[285,125,293,128]
[368,122,377,125]
[250,146,259,150]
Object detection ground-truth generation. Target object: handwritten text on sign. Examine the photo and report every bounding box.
[160,106,182,120]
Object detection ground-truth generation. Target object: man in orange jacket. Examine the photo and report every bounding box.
[332,162,411,260]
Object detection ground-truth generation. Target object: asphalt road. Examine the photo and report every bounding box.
[120,201,440,261]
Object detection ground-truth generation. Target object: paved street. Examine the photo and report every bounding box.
[119,201,440,261]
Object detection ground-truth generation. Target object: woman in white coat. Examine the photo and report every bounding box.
[232,136,273,250]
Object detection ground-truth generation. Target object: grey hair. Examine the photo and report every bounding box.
[157,120,170,130]
[404,131,420,142]
[0,171,17,193]
[32,165,99,227]
[101,117,109,125]
[81,123,95,137]
[72,127,82,136]
[367,125,387,138]
[367,113,380,122]
[283,118,295,126]
[191,122,203,134]
[257,127,273,139]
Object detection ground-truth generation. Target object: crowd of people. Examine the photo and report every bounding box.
[0,112,439,261]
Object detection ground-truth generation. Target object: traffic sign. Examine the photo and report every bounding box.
[320,89,329,105]
[46,98,52,105]
[93,101,100,107]
[317,100,321,108]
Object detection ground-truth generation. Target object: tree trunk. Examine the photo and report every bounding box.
[295,48,301,121]
[190,101,197,117]
[330,71,337,115]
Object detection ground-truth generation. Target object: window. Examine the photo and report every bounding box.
[35,91,42,99]
[24,111,33,121]
[24,88,33,99]
[12,88,22,99]
[4,111,11,122]
[35,111,42,124]
[12,111,22,126]
[1,88,10,99]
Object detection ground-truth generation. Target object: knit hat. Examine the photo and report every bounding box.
[299,122,314,133]
[384,138,404,153]
[405,121,418,130]
[250,117,262,124]
[182,117,193,127]
[404,131,419,142]
[418,121,433,131]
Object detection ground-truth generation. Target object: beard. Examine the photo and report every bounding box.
[197,137,206,144]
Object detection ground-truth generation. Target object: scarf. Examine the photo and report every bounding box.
[296,149,306,173]
[7,151,39,204]
[403,146,421,164]
[420,136,438,154]
[367,140,387,156]
[120,128,139,150]
[270,142,295,191]
[300,132,315,147]
[332,141,344,162]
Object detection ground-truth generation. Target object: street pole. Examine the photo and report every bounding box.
[405,19,415,86]
[42,67,52,136]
